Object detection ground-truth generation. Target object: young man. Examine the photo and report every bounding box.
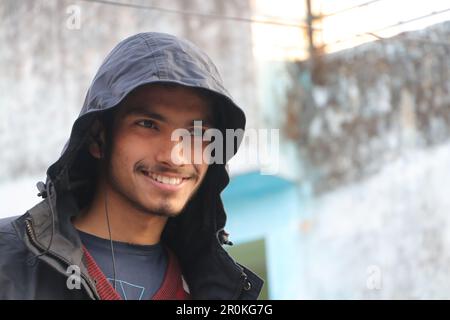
[0,32,263,300]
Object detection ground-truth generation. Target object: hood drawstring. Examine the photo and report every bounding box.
[36,181,48,198]
[104,188,117,290]
[217,229,233,246]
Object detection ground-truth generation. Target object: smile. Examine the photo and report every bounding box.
[150,172,183,185]
[140,170,191,191]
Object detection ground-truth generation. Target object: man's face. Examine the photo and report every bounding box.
[97,84,214,217]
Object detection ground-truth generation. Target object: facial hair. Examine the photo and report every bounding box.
[105,160,204,218]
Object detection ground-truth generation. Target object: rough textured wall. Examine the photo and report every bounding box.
[284,22,450,194]
[281,22,450,299]
[0,0,256,182]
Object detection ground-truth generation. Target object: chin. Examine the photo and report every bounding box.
[141,201,184,218]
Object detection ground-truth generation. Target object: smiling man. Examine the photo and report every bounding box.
[74,84,215,242]
[0,33,263,300]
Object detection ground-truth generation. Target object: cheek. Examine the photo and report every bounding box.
[111,136,145,171]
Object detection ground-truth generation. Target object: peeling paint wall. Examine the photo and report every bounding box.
[281,22,450,299]
[284,22,450,194]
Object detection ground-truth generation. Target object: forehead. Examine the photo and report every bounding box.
[116,84,216,125]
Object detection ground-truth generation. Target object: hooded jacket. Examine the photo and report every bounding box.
[0,32,263,300]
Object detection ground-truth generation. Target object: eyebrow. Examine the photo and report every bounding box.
[126,106,214,127]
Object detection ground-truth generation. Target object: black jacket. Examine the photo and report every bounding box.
[0,32,263,300]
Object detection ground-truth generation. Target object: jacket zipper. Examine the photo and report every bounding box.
[24,219,100,300]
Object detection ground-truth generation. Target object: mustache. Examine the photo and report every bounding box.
[136,163,197,179]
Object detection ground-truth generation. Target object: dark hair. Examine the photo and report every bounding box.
[68,108,115,211]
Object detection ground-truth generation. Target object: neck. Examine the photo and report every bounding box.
[72,179,168,246]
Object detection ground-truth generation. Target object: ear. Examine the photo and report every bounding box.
[87,119,106,159]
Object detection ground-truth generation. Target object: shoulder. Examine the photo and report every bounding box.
[0,214,33,299]
[0,213,29,257]
[0,215,20,234]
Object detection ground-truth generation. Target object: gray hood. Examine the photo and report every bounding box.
[48,32,245,189]
[47,32,245,227]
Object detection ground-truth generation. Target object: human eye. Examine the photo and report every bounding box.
[136,119,158,130]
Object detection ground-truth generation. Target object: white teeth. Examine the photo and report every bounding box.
[148,172,182,185]
[162,176,170,184]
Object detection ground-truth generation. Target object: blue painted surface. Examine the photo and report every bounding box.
[222,171,307,299]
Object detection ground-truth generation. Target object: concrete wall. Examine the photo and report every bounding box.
[284,22,450,194]
[275,22,450,299]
